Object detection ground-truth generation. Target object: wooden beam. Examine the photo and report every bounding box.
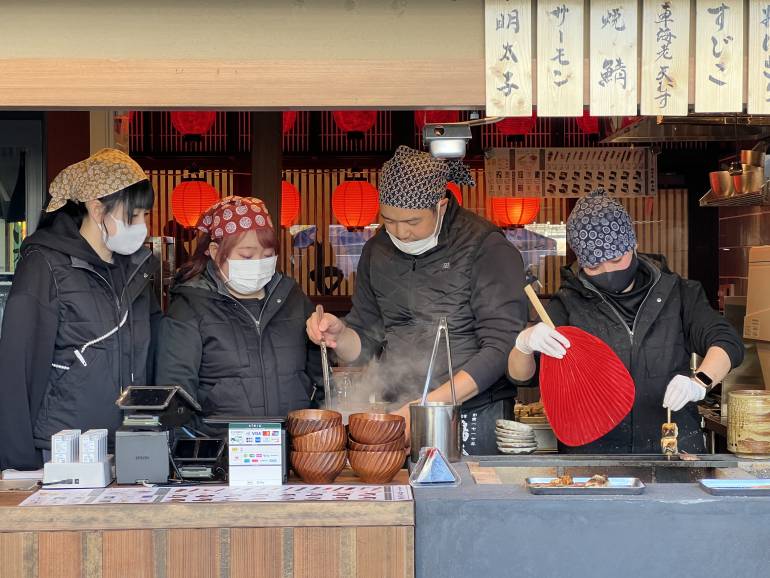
[0,59,486,109]
[251,112,283,227]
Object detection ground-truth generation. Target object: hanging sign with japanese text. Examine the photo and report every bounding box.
[695,0,744,112]
[590,0,638,116]
[485,0,533,116]
[641,0,690,116]
[748,0,770,113]
[537,0,584,116]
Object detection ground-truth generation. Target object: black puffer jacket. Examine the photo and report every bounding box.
[154,263,323,428]
[0,213,160,469]
[546,255,744,453]
[345,194,528,406]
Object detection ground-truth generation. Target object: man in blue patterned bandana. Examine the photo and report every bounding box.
[508,187,743,454]
[307,146,529,455]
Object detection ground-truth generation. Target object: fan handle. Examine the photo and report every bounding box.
[524,284,555,330]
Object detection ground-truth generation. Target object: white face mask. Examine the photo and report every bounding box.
[387,203,444,256]
[101,213,148,255]
[225,256,277,295]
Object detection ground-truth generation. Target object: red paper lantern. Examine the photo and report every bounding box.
[490,197,540,227]
[171,180,220,228]
[281,181,301,228]
[576,110,600,134]
[333,111,377,134]
[170,111,216,137]
[415,110,461,132]
[283,111,298,135]
[446,182,463,206]
[332,180,379,228]
[496,112,537,136]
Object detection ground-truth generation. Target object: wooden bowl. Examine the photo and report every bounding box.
[348,436,406,452]
[287,409,342,437]
[348,450,405,484]
[348,413,405,445]
[290,450,347,484]
[292,425,347,452]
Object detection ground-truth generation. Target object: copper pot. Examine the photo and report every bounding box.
[709,170,735,198]
[732,166,764,193]
[740,150,765,168]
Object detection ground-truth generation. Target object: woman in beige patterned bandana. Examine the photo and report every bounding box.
[0,149,161,470]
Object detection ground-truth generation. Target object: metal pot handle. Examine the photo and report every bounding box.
[420,317,456,406]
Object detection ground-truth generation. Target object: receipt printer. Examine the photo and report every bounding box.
[115,385,201,484]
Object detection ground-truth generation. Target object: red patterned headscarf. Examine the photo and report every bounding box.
[197,196,274,241]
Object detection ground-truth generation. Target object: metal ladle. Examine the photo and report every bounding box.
[316,304,332,408]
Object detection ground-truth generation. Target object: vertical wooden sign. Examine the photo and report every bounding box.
[641,0,691,116]
[485,0,533,116]
[537,0,584,116]
[589,0,639,116]
[748,0,770,114]
[695,0,744,113]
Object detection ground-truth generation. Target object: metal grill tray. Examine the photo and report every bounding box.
[526,477,645,495]
[699,479,770,496]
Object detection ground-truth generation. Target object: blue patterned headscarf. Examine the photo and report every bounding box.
[566,188,636,268]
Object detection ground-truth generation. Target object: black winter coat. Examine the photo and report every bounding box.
[0,213,160,469]
[345,194,528,406]
[546,255,744,453]
[154,263,323,428]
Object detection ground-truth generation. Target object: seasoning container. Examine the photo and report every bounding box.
[727,390,770,458]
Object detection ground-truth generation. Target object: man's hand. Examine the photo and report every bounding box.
[306,310,346,348]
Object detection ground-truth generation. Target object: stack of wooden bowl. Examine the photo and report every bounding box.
[288,409,347,483]
[347,413,406,483]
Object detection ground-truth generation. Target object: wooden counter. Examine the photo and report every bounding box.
[0,470,413,578]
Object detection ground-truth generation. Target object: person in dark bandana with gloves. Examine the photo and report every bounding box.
[508,188,743,453]
[307,146,528,454]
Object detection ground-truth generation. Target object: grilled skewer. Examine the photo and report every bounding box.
[661,408,679,460]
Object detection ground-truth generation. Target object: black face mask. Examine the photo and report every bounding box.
[588,254,639,294]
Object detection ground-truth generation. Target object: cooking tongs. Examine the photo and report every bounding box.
[419,317,457,406]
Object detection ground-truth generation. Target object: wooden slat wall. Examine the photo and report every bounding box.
[621,188,689,277]
[0,526,414,578]
[148,167,687,298]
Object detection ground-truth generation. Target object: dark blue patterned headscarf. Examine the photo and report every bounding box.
[566,188,636,268]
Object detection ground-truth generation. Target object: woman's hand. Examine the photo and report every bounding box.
[663,375,706,411]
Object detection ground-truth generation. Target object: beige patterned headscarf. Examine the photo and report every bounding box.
[46,148,148,212]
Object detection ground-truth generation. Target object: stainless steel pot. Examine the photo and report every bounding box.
[410,317,461,463]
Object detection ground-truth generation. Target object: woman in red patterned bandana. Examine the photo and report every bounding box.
[155,196,323,429]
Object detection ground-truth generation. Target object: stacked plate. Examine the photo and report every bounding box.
[495,419,537,455]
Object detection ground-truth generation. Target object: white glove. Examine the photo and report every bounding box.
[663,375,706,411]
[515,322,571,359]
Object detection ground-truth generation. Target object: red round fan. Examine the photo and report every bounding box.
[524,285,635,447]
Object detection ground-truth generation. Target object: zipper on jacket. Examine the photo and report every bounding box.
[581,271,661,346]
[73,251,152,393]
[226,280,281,414]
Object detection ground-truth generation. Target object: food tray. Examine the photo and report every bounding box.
[699,479,770,496]
[526,477,645,495]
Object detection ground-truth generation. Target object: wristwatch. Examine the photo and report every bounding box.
[694,371,714,390]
